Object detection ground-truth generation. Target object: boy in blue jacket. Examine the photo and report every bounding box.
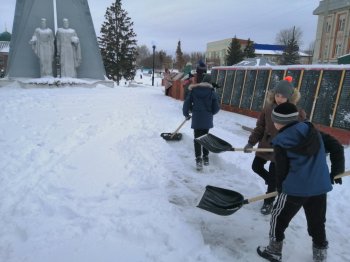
[257,102,344,262]
[183,74,220,170]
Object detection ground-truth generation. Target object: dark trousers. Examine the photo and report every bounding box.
[270,193,328,248]
[194,129,209,158]
[252,156,276,204]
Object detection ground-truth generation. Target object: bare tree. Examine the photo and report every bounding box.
[303,41,315,64]
[275,26,303,47]
[206,55,221,69]
[189,52,205,66]
[136,45,150,67]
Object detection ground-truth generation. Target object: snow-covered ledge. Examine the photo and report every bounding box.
[0,77,115,88]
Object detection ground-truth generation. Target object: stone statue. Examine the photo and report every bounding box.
[29,18,55,77]
[56,18,82,78]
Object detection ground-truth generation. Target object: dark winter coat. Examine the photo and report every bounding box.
[247,89,306,161]
[182,82,220,129]
[320,131,345,178]
[272,121,332,197]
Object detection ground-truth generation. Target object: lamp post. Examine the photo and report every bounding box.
[152,44,156,86]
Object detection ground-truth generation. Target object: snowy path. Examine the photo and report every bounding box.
[0,83,349,262]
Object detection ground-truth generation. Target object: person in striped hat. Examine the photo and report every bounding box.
[257,102,342,262]
[243,78,306,215]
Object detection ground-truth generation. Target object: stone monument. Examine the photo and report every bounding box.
[56,18,81,78]
[7,0,106,80]
[29,18,55,77]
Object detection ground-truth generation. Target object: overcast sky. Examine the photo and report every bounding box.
[0,0,321,54]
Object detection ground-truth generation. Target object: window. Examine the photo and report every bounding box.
[324,45,329,58]
[335,43,342,56]
[338,17,346,31]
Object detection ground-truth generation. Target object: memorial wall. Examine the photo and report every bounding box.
[211,65,350,132]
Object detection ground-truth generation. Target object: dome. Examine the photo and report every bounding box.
[0,31,11,41]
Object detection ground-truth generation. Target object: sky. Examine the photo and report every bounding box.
[0,72,349,261]
[0,0,321,54]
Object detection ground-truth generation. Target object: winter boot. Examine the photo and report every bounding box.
[196,157,203,171]
[313,244,327,262]
[203,155,209,166]
[257,239,282,262]
[261,201,273,215]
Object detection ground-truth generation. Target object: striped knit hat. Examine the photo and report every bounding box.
[272,102,299,125]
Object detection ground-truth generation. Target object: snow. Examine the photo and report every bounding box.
[0,73,349,262]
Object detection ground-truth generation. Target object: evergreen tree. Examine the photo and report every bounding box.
[98,0,138,84]
[280,27,300,65]
[244,38,256,58]
[226,37,244,65]
[175,41,185,70]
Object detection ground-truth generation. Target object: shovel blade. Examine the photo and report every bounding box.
[197,185,244,216]
[195,134,232,153]
[160,133,182,141]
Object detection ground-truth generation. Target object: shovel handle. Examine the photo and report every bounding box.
[245,171,350,204]
[246,192,278,204]
[170,118,190,139]
[231,148,274,152]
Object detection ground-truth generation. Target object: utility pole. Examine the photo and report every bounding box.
[152,45,156,86]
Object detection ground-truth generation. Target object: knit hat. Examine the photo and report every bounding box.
[274,80,294,100]
[198,60,206,67]
[271,102,299,125]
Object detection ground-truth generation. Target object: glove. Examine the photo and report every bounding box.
[185,115,191,120]
[330,173,342,185]
[212,83,220,88]
[243,143,253,153]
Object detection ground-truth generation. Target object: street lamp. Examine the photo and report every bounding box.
[152,44,156,86]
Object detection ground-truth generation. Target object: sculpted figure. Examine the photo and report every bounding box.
[56,18,82,78]
[29,18,55,77]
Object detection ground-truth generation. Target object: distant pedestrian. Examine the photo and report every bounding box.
[163,68,173,96]
[182,74,220,171]
[196,60,207,83]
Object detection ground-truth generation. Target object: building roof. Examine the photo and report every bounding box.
[235,57,276,66]
[313,0,350,15]
[254,43,285,51]
[0,41,10,53]
[254,48,311,57]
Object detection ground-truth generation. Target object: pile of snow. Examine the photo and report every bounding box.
[0,73,349,262]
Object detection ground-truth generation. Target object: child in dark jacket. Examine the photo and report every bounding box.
[183,74,220,171]
[257,102,344,262]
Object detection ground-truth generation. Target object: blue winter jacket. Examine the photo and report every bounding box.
[182,82,220,129]
[272,121,332,197]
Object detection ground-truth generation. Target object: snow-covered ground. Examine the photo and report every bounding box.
[0,74,349,262]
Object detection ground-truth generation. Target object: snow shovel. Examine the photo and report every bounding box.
[160,116,191,141]
[195,133,273,153]
[197,172,350,216]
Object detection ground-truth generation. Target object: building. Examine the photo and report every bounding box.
[313,0,350,64]
[206,38,248,67]
[0,30,11,77]
[206,38,311,67]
